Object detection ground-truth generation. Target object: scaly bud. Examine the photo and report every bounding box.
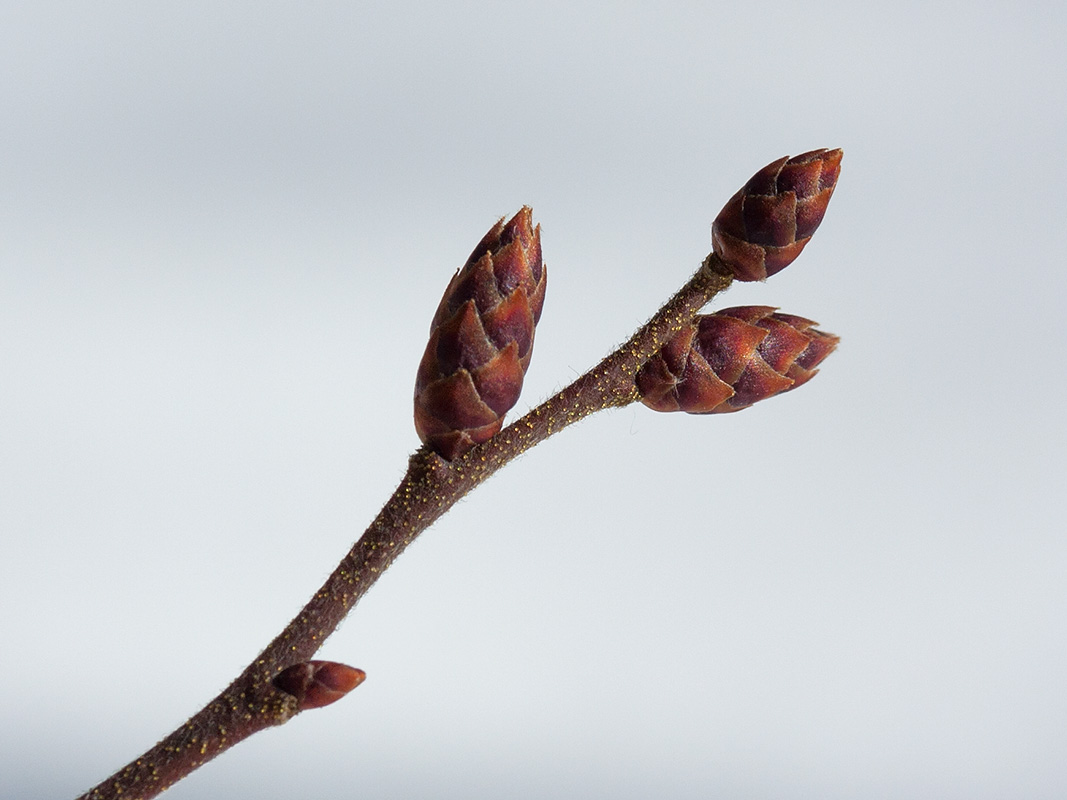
[272,660,366,712]
[414,207,547,460]
[712,149,842,281]
[636,306,838,413]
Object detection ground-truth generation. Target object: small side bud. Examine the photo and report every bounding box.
[712,149,842,281]
[272,660,367,712]
[414,207,547,460]
[636,306,839,413]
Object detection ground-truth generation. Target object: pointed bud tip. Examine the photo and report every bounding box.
[636,306,838,414]
[273,660,367,712]
[415,207,546,460]
[712,149,842,281]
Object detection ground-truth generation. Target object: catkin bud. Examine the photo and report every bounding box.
[414,207,546,460]
[712,149,842,281]
[636,306,838,413]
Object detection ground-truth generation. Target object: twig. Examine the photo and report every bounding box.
[77,145,844,797]
[76,257,733,800]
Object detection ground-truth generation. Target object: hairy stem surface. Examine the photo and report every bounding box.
[77,258,732,800]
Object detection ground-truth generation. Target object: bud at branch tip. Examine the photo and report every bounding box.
[712,149,842,281]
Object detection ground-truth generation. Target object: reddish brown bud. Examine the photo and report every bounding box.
[636,306,838,413]
[414,207,547,460]
[272,660,366,712]
[712,149,842,281]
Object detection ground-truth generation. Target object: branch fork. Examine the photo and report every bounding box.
[77,149,842,799]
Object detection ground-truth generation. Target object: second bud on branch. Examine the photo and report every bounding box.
[414,207,546,460]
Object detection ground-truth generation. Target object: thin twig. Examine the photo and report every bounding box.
[76,257,733,800]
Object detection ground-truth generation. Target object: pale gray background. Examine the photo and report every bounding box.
[2,1,1065,798]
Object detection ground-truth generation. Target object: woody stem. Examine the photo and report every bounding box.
[76,256,733,800]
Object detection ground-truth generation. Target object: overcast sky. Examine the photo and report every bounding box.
[3,2,1066,798]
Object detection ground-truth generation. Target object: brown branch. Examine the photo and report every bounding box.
[75,257,733,800]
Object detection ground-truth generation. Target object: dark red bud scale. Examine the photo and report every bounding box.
[712,149,842,281]
[636,306,839,414]
[414,207,546,460]
[272,660,366,712]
